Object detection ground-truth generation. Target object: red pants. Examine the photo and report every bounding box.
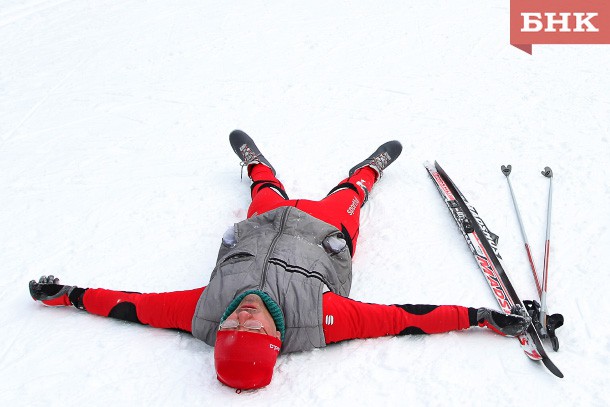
[247,164,377,256]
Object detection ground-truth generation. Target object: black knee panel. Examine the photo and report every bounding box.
[251,180,289,199]
[326,182,359,197]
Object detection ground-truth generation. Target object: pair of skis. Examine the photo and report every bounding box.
[424,161,563,378]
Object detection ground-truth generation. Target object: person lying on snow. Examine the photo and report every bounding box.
[29,130,530,391]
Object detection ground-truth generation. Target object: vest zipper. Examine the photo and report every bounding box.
[259,206,290,289]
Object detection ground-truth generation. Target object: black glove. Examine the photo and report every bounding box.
[29,275,85,309]
[477,305,531,337]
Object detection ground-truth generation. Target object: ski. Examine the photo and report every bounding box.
[424,161,563,378]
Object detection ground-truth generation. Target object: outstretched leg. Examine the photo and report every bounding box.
[310,140,403,254]
[292,140,403,256]
[296,167,377,256]
[247,163,290,218]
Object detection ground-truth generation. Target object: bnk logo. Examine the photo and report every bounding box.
[521,12,598,32]
[510,0,610,54]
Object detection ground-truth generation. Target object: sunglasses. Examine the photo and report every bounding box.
[219,319,268,334]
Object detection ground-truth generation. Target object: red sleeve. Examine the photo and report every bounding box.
[83,287,205,333]
[322,292,474,344]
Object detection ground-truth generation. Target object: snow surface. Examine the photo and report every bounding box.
[1,1,609,406]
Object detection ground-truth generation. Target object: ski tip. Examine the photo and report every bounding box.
[541,166,553,178]
[501,164,512,177]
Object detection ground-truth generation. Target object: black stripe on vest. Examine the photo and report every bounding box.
[268,257,331,287]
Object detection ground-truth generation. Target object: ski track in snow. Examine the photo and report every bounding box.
[1,1,609,406]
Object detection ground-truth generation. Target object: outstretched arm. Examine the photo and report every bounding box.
[321,292,529,344]
[29,276,204,332]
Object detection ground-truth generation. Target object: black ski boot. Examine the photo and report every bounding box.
[229,130,276,176]
[348,140,403,179]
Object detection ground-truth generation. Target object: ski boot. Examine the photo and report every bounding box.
[348,140,403,179]
[229,130,276,177]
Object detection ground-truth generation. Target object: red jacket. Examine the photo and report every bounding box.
[81,287,475,344]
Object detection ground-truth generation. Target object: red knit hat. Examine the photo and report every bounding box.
[214,330,282,390]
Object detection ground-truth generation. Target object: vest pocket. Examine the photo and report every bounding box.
[214,250,256,279]
[220,251,254,265]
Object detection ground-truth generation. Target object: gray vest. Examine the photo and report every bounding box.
[191,206,352,353]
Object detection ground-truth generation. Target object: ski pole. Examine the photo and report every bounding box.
[501,165,542,297]
[539,166,553,337]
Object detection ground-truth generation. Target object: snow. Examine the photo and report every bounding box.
[1,0,609,405]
